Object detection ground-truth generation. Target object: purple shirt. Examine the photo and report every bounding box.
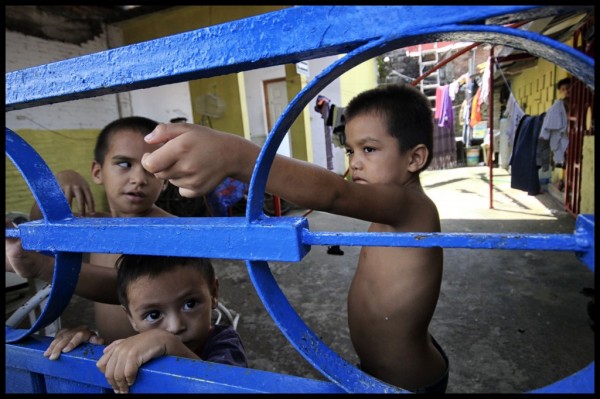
[197,324,248,368]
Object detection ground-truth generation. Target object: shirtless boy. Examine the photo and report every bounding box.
[140,84,448,392]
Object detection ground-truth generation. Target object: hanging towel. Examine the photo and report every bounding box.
[510,113,546,195]
[437,85,454,129]
[470,88,483,127]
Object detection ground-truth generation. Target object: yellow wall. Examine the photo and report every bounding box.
[509,38,594,215]
[511,60,568,116]
[284,64,310,161]
[6,130,108,215]
[340,56,378,172]
[116,6,289,138]
[340,57,378,105]
[580,135,594,214]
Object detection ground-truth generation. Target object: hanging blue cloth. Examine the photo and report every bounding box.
[509,113,546,196]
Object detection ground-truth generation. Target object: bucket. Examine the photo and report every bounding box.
[466,147,480,166]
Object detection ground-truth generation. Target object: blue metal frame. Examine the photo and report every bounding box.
[5,5,594,393]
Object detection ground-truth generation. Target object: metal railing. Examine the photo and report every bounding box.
[5,6,594,393]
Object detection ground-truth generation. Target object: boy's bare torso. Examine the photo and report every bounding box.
[91,205,173,343]
[347,196,446,390]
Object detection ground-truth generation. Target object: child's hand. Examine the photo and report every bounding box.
[44,326,104,360]
[55,170,96,216]
[5,231,53,280]
[142,123,247,199]
[96,330,173,394]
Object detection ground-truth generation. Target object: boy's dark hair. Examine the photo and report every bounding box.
[116,254,215,309]
[344,84,434,172]
[556,77,571,90]
[94,116,159,164]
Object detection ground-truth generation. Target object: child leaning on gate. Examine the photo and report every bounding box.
[43,254,247,394]
[140,84,449,393]
[5,116,175,343]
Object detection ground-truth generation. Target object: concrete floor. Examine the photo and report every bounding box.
[54,165,595,393]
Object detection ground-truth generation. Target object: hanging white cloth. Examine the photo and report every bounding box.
[504,93,525,146]
[539,99,569,164]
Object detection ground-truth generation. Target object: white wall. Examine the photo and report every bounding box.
[129,83,193,124]
[5,30,120,131]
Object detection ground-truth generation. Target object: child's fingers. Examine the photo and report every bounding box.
[44,330,83,360]
[89,335,105,345]
[143,122,187,144]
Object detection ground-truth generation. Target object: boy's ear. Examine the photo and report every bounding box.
[91,160,103,184]
[407,144,429,173]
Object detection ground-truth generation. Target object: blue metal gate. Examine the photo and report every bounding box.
[5,6,595,394]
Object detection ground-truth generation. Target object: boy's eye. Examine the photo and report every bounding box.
[183,299,198,311]
[117,161,131,168]
[363,147,375,153]
[143,311,161,323]
[345,148,353,156]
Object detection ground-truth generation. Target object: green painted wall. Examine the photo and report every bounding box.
[6,129,108,215]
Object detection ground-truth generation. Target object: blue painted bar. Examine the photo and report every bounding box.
[5,6,593,111]
[302,230,591,251]
[7,217,310,262]
[5,327,345,393]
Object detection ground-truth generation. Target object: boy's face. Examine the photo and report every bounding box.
[124,265,218,353]
[92,129,166,217]
[558,83,570,99]
[344,113,414,186]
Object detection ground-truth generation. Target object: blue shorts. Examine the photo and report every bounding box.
[410,335,449,394]
[358,335,449,394]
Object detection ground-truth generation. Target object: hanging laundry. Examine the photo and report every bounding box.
[510,113,546,196]
[470,87,483,127]
[540,98,569,165]
[314,95,335,171]
[437,85,454,129]
[504,93,525,148]
[478,59,490,106]
[462,76,478,147]
[430,85,456,170]
[434,86,444,120]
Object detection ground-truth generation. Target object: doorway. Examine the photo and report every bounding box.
[263,78,292,157]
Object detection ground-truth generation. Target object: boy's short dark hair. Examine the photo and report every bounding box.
[556,77,571,90]
[115,254,215,309]
[94,116,159,164]
[344,84,434,172]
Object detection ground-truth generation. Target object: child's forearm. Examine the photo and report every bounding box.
[226,132,346,212]
[73,262,119,304]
